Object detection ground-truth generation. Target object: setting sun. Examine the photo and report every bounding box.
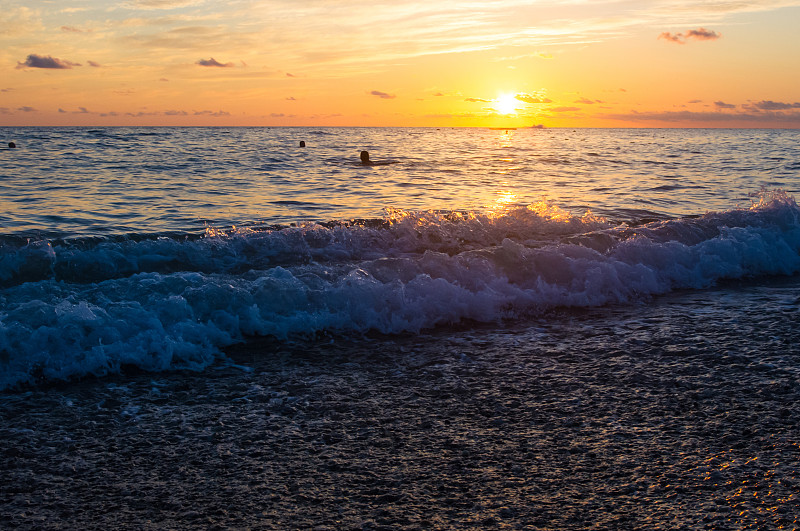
[494,94,519,115]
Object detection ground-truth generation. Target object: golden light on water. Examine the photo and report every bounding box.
[495,189,517,207]
[495,128,516,148]
[527,200,574,222]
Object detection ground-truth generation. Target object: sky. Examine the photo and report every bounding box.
[1,0,800,127]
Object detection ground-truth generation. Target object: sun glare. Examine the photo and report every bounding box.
[495,93,518,115]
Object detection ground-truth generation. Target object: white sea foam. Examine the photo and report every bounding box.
[1,191,799,389]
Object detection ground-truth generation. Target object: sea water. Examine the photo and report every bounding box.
[0,126,799,390]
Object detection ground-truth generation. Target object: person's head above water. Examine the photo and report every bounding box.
[8,142,15,148]
[360,150,370,164]
[299,141,305,147]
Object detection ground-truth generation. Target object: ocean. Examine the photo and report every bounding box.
[1,126,799,529]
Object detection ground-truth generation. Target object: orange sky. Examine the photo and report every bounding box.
[2,0,799,127]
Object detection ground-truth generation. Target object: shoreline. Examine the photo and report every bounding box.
[2,289,799,530]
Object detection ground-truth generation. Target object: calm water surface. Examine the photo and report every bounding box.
[1,127,798,238]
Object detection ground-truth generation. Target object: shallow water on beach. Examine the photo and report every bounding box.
[1,279,798,529]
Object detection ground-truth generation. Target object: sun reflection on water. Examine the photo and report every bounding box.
[494,189,517,207]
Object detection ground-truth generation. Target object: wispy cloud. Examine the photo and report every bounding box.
[0,7,42,38]
[27,1,781,80]
[131,0,201,10]
[659,32,683,43]
[659,27,721,44]
[747,100,800,111]
[370,90,396,99]
[574,97,603,105]
[16,54,81,69]
[495,51,554,62]
[107,109,232,117]
[714,101,736,109]
[197,57,234,67]
[120,25,240,52]
[606,110,800,124]
[126,111,159,117]
[515,94,552,104]
[465,97,491,103]
[686,28,721,41]
[180,1,761,74]
[428,89,462,97]
[194,110,231,116]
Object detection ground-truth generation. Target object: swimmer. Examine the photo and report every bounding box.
[299,141,305,147]
[358,150,397,166]
[8,142,15,148]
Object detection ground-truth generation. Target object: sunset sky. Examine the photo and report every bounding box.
[1,0,799,127]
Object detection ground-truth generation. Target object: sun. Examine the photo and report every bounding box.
[494,93,518,115]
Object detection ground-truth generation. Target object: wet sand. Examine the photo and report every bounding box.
[2,286,799,530]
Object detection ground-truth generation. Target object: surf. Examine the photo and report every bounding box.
[2,190,799,390]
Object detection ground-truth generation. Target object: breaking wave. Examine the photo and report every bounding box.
[2,190,799,389]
